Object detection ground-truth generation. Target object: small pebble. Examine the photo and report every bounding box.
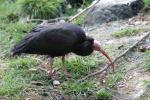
[129,76,133,79]
[53,80,60,86]
[59,20,65,23]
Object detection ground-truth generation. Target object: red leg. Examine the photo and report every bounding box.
[47,58,57,80]
[38,57,56,80]
[62,56,71,78]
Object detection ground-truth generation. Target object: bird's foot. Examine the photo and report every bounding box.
[48,69,61,86]
[38,63,60,86]
[38,66,57,80]
[48,69,57,80]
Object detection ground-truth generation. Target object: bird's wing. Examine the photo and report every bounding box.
[12,26,78,55]
[30,23,55,33]
[32,27,78,50]
[30,25,48,33]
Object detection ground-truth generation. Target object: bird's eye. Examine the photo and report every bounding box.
[83,41,92,48]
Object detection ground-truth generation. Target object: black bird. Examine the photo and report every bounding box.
[12,22,114,78]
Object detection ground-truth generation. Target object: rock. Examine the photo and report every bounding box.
[139,43,150,52]
[53,80,60,86]
[59,20,66,23]
[85,0,144,26]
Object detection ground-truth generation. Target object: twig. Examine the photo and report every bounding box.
[26,16,71,23]
[47,17,71,23]
[26,19,45,22]
[79,32,150,81]
[68,0,101,22]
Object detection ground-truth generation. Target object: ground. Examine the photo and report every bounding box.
[0,12,150,99]
[86,12,150,100]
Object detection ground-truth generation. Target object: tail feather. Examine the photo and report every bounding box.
[11,33,33,56]
[11,40,29,56]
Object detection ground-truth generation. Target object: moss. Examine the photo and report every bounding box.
[111,28,147,38]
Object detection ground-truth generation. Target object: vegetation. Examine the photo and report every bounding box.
[105,71,123,87]
[0,0,149,99]
[143,80,150,87]
[144,0,150,7]
[96,89,112,100]
[54,54,102,79]
[0,1,20,17]
[0,55,102,98]
[18,0,65,19]
[62,80,94,95]
[111,28,148,38]
[144,51,150,71]
[72,12,87,25]
[0,57,38,97]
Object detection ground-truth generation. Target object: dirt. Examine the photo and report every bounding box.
[86,12,150,100]
[110,51,150,100]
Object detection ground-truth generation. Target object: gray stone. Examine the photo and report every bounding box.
[85,0,144,26]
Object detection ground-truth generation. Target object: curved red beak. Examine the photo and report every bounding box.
[93,40,115,72]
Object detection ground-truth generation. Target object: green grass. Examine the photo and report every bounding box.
[0,57,38,97]
[96,89,112,100]
[144,51,150,71]
[0,1,20,17]
[54,54,103,79]
[62,80,94,95]
[144,0,150,6]
[18,0,65,19]
[111,28,146,38]
[0,55,103,99]
[143,80,150,87]
[72,12,87,25]
[105,71,123,87]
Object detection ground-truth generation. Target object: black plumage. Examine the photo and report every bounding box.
[12,22,94,57]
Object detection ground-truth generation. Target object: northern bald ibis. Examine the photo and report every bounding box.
[11,22,114,78]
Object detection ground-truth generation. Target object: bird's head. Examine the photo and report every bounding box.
[73,36,115,71]
[72,36,94,56]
